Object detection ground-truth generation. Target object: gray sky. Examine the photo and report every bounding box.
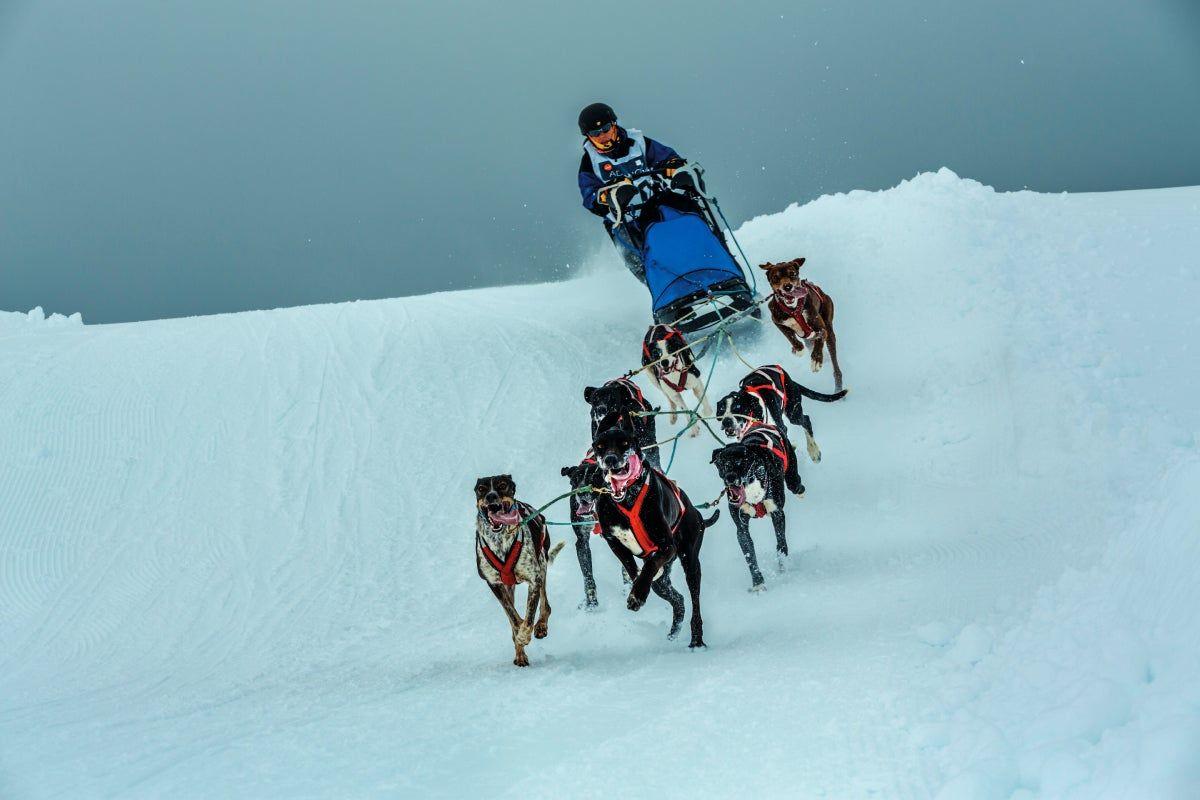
[3,0,1198,323]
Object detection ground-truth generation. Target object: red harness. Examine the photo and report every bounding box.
[741,365,789,420]
[769,281,824,338]
[481,537,524,586]
[738,423,788,519]
[609,377,649,410]
[741,423,789,471]
[642,326,691,393]
[609,471,684,556]
[479,502,545,586]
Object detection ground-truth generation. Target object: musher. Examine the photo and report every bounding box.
[577,102,700,283]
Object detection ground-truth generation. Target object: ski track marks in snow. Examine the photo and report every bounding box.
[2,172,1198,798]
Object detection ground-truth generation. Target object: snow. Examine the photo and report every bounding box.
[2,170,1198,797]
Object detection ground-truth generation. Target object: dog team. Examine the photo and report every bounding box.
[474,258,846,666]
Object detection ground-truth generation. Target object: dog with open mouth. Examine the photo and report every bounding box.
[583,378,661,470]
[761,257,844,392]
[711,423,794,590]
[560,450,604,610]
[590,414,719,648]
[714,364,846,469]
[474,474,565,667]
[640,323,713,436]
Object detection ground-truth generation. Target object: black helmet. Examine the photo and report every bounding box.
[578,102,617,136]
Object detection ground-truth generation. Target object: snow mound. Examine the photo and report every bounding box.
[0,306,84,335]
[1,171,1197,797]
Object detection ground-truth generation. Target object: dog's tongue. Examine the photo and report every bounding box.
[607,452,644,496]
[779,285,807,307]
[727,485,746,505]
[488,506,522,527]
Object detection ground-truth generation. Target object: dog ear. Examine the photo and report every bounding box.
[710,448,723,464]
[792,257,806,269]
[583,386,597,403]
[560,466,572,477]
[757,261,774,271]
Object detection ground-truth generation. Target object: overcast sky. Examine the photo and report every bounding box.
[3,1,1198,323]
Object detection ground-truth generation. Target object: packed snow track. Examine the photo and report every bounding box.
[2,171,1198,798]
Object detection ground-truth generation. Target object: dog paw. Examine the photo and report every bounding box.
[688,639,708,650]
[627,592,646,612]
[791,346,805,355]
[534,621,549,639]
[515,624,533,647]
[748,581,767,593]
[579,599,599,612]
[513,652,529,667]
[807,441,822,463]
[687,426,701,438]
[810,360,822,373]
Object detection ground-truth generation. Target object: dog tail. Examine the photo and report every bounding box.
[796,384,848,403]
[546,541,566,565]
[701,510,721,528]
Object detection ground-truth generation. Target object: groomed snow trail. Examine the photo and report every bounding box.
[2,171,1198,798]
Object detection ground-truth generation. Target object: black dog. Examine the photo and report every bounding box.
[711,423,793,590]
[715,364,847,466]
[560,450,602,610]
[583,378,661,470]
[591,416,718,648]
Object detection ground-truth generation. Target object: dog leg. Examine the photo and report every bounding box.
[783,438,806,496]
[535,574,551,639]
[666,389,683,426]
[825,327,843,393]
[678,534,706,649]
[521,577,541,649]
[574,525,599,609]
[650,563,686,639]
[603,536,639,588]
[770,508,788,571]
[489,583,528,667]
[628,547,675,611]
[809,329,826,374]
[732,508,765,590]
[798,411,821,463]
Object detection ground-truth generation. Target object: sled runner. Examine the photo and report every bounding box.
[606,165,760,334]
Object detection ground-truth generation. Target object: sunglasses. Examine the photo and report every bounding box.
[586,122,615,137]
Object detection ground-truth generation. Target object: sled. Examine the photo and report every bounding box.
[608,166,760,335]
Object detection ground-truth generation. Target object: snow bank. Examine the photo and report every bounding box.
[926,457,1200,799]
[1,171,1197,797]
[0,306,83,335]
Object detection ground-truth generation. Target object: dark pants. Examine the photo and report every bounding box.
[605,221,646,285]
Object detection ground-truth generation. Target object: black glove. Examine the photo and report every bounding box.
[670,170,697,192]
[611,182,638,211]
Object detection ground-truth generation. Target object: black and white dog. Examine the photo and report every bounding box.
[714,364,847,465]
[583,378,661,469]
[590,415,718,648]
[641,324,713,436]
[474,475,565,667]
[711,423,794,590]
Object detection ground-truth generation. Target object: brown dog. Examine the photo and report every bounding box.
[474,475,565,666]
[760,258,843,392]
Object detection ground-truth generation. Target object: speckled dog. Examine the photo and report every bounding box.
[474,475,565,667]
